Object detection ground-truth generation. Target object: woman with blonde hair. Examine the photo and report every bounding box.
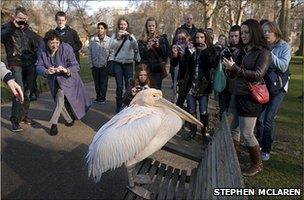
[257,21,291,161]
[138,17,170,90]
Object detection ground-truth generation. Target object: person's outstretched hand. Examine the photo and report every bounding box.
[7,79,24,103]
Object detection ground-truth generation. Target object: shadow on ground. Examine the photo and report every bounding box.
[1,138,128,199]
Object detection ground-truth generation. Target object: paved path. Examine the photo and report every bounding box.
[1,76,199,199]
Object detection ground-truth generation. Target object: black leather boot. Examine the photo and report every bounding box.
[49,124,58,136]
[116,97,123,114]
[200,114,211,142]
[184,113,197,141]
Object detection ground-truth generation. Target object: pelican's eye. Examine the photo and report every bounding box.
[153,95,156,98]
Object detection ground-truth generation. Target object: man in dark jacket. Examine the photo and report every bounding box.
[54,11,82,64]
[1,6,42,132]
[174,14,198,41]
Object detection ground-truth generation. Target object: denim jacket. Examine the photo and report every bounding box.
[88,35,111,68]
[269,40,291,92]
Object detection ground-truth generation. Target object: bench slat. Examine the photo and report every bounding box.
[176,170,187,200]
[157,165,173,200]
[167,168,180,200]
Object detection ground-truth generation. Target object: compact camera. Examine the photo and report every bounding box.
[16,20,27,26]
[221,47,233,60]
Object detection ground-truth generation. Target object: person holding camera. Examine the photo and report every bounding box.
[122,63,153,106]
[257,21,291,161]
[1,6,42,132]
[223,19,272,176]
[36,30,91,136]
[170,29,193,107]
[217,25,242,120]
[108,17,141,113]
[138,17,170,90]
[180,29,220,141]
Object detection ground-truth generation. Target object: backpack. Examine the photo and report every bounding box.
[264,68,290,96]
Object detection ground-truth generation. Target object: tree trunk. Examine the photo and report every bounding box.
[236,0,247,25]
[296,19,304,56]
[202,0,218,28]
[278,0,291,41]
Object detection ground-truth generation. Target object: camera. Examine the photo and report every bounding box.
[221,47,233,60]
[16,20,27,26]
[122,33,132,41]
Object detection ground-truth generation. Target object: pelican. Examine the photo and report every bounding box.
[86,89,203,199]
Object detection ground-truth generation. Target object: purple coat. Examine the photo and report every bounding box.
[36,42,91,119]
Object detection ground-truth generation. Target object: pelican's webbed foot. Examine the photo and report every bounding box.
[127,185,152,199]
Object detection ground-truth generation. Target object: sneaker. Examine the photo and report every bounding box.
[261,152,270,161]
[65,119,75,127]
[21,117,34,125]
[99,99,106,104]
[93,99,101,103]
[12,122,23,132]
[29,94,37,101]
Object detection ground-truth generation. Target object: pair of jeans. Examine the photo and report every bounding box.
[114,62,133,112]
[152,73,163,90]
[91,67,108,101]
[187,94,209,115]
[257,91,286,153]
[10,66,35,123]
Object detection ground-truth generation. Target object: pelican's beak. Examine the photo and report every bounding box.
[157,98,203,127]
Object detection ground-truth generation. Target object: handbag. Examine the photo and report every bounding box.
[106,37,128,76]
[106,60,115,76]
[213,62,227,92]
[248,81,269,104]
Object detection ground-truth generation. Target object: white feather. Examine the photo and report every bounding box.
[86,105,163,182]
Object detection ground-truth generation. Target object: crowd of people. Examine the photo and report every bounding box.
[1,7,291,177]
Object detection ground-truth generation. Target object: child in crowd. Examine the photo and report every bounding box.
[122,64,153,106]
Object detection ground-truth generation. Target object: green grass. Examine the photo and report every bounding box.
[290,56,303,64]
[245,63,303,198]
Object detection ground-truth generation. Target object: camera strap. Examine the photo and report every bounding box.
[114,37,128,58]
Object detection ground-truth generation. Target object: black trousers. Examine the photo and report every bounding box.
[10,66,35,123]
[91,67,108,101]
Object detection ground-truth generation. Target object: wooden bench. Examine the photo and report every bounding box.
[123,114,244,200]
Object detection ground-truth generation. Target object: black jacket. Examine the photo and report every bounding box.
[227,46,272,95]
[138,35,169,74]
[55,26,82,62]
[180,46,220,95]
[174,24,198,41]
[1,22,42,67]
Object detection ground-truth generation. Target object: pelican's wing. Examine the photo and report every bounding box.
[86,105,162,182]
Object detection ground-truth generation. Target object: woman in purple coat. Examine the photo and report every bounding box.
[36,30,91,136]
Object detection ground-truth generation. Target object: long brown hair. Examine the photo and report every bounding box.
[195,28,213,48]
[142,17,159,42]
[116,17,131,37]
[133,63,153,87]
[241,19,268,49]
